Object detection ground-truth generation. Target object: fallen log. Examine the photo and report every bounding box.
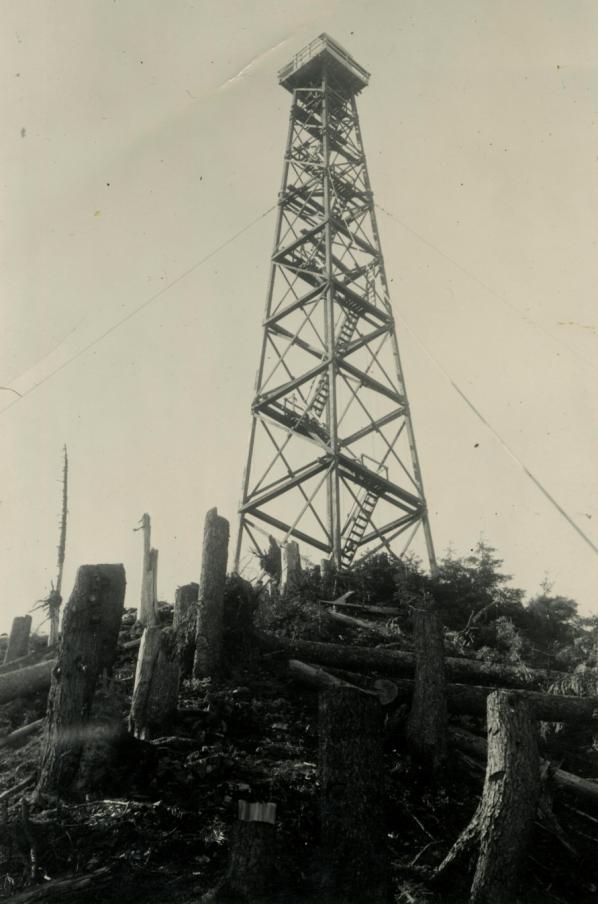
[256,631,568,689]
[0,659,54,705]
[289,668,598,724]
[289,660,397,706]
[449,726,598,810]
[320,599,401,617]
[326,609,390,637]
[8,867,112,903]
[0,645,57,676]
[0,775,35,802]
[0,718,44,750]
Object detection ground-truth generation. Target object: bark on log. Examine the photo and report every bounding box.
[289,659,373,695]
[194,508,229,678]
[35,564,126,798]
[173,582,199,679]
[0,659,54,705]
[255,631,568,688]
[0,645,56,676]
[437,691,540,904]
[203,801,277,901]
[449,726,598,810]
[407,597,447,771]
[4,615,32,663]
[281,540,301,595]
[129,626,180,740]
[318,686,388,901]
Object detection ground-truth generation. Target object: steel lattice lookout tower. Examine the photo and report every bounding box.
[235,34,437,574]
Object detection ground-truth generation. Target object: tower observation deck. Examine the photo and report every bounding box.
[235,34,436,575]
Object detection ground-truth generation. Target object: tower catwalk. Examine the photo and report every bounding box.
[235,34,436,574]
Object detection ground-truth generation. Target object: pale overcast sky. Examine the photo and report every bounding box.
[1,0,597,634]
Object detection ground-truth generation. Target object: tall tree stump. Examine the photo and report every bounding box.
[4,616,32,664]
[281,541,301,596]
[406,595,447,772]
[129,626,180,739]
[137,513,158,627]
[203,801,277,902]
[174,582,199,679]
[318,686,388,902]
[436,690,540,904]
[194,508,230,678]
[35,564,126,798]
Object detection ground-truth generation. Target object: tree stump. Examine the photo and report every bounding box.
[318,686,388,902]
[203,801,277,902]
[35,564,126,798]
[129,626,180,739]
[436,690,540,904]
[194,508,230,678]
[406,595,447,772]
[320,557,335,597]
[4,615,32,664]
[174,582,199,679]
[281,541,301,596]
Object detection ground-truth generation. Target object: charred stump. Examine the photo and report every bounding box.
[318,686,388,902]
[4,615,32,664]
[194,508,230,678]
[35,564,126,798]
[129,626,180,739]
[436,689,540,904]
[174,582,199,679]
[406,595,447,772]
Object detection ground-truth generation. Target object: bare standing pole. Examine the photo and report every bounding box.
[49,445,68,646]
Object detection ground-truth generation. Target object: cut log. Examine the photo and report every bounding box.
[289,659,372,695]
[194,508,230,678]
[0,718,44,750]
[437,691,540,904]
[203,800,277,902]
[407,597,447,772]
[449,725,598,810]
[0,645,57,676]
[129,626,180,740]
[319,686,388,902]
[173,582,199,679]
[0,659,54,705]
[4,615,32,663]
[255,631,569,689]
[35,564,126,798]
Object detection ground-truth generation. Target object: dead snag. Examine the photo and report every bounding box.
[173,582,199,679]
[136,513,158,627]
[4,615,32,664]
[194,508,230,678]
[319,686,388,902]
[129,626,180,739]
[35,564,126,798]
[406,596,447,772]
[436,690,540,904]
[281,540,301,596]
[204,801,277,902]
